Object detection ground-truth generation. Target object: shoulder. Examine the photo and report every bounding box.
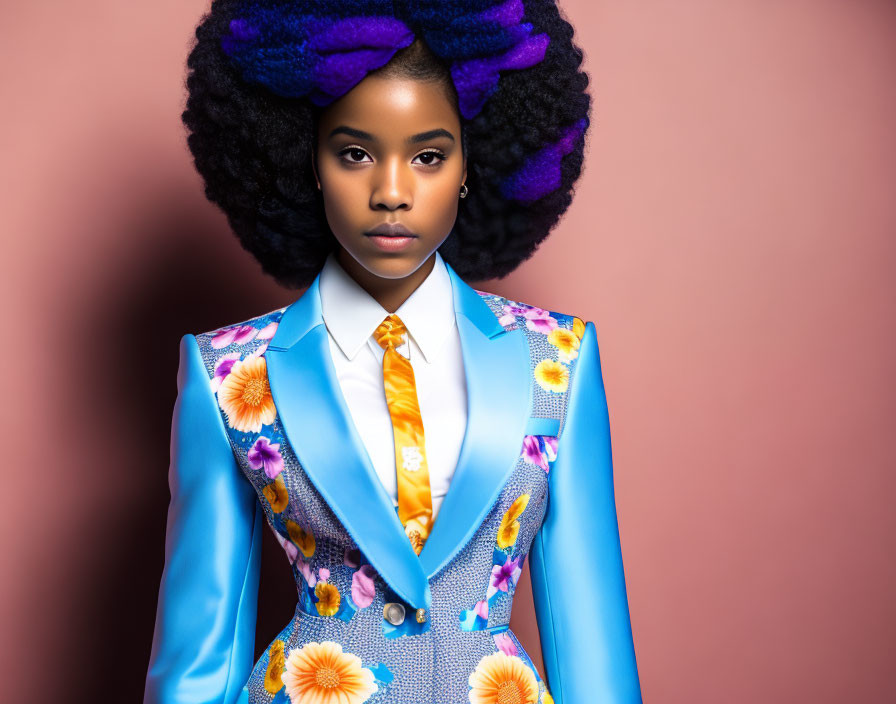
[471,287,587,343]
[472,288,590,419]
[182,304,289,387]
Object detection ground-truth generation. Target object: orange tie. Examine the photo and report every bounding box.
[373,314,433,556]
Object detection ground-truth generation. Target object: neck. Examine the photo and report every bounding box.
[336,249,437,313]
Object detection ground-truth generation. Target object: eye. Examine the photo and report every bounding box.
[413,149,446,167]
[335,146,447,167]
[337,146,372,164]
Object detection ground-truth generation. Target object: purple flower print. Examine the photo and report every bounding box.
[247,436,284,479]
[210,352,240,392]
[498,302,532,327]
[521,435,549,472]
[211,324,258,349]
[523,306,558,334]
[521,435,559,473]
[494,631,519,656]
[351,564,378,608]
[506,303,533,316]
[490,555,523,593]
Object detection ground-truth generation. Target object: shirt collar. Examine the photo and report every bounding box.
[318,250,456,364]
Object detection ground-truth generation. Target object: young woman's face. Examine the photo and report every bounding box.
[314,73,466,281]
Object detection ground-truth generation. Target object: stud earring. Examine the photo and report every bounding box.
[459,183,468,199]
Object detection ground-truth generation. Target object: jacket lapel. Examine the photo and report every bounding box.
[265,261,530,611]
[418,263,530,578]
[266,274,430,610]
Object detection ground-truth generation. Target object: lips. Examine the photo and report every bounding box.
[365,222,417,238]
[364,224,418,253]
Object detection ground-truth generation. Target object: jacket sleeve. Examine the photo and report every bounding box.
[529,321,642,703]
[144,333,263,704]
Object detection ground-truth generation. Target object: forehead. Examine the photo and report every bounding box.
[317,75,460,139]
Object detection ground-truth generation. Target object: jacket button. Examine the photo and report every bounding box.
[415,607,427,623]
[383,602,406,625]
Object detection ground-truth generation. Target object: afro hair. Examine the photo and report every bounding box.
[182,0,592,288]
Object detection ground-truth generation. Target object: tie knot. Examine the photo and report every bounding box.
[373,314,407,350]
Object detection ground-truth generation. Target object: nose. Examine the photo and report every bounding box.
[370,155,412,211]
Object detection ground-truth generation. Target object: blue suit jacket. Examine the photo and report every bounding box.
[143,262,642,703]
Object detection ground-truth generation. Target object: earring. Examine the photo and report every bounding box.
[459,183,468,199]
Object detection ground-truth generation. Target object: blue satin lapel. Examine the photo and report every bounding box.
[265,263,530,607]
[418,264,531,579]
[266,275,430,610]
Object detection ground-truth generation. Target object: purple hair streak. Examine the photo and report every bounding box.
[501,118,589,203]
[220,0,551,117]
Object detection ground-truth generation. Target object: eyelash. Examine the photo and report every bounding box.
[336,145,447,167]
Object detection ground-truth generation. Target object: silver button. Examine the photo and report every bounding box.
[383,602,406,626]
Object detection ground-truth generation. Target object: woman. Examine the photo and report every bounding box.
[144,1,642,702]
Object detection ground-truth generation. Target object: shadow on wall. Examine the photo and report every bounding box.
[65,188,298,701]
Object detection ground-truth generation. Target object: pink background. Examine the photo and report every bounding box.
[2,1,894,701]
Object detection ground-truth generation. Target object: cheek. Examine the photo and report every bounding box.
[320,171,362,231]
[421,180,461,230]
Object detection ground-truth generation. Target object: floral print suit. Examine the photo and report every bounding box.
[143,261,642,703]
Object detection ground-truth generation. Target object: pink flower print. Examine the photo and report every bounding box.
[210,352,241,392]
[318,567,330,581]
[257,321,279,340]
[271,529,298,564]
[522,435,549,472]
[474,599,489,620]
[494,631,519,656]
[498,304,518,327]
[523,307,558,334]
[247,436,284,479]
[351,564,378,608]
[498,312,515,327]
[211,324,258,349]
[297,556,317,587]
[490,555,523,594]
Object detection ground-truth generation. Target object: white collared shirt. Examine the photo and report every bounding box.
[318,250,467,524]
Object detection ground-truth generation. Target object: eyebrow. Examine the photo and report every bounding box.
[327,126,455,144]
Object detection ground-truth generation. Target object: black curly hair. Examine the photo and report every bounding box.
[182,0,591,288]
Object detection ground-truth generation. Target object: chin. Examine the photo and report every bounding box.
[361,255,426,280]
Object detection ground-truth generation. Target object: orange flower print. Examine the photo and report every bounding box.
[281,640,379,704]
[534,359,569,393]
[217,355,277,433]
[468,652,539,704]
[263,639,285,694]
[262,474,288,513]
[547,327,580,363]
[497,494,530,549]
[285,519,316,557]
[572,316,586,341]
[314,581,341,616]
